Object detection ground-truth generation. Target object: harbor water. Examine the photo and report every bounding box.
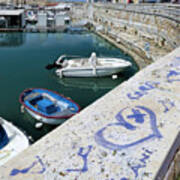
[0,32,138,142]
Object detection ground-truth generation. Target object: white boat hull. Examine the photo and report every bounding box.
[55,57,132,78]
[0,118,29,166]
[57,67,126,78]
[26,108,66,125]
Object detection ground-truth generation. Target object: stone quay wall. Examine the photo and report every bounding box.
[93,3,180,48]
[72,3,180,68]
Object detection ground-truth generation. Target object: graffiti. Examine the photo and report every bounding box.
[158,99,175,113]
[127,58,180,100]
[167,57,180,83]
[95,106,162,151]
[66,145,93,173]
[127,81,160,100]
[10,156,46,176]
[119,148,153,179]
[167,70,180,83]
[120,178,128,180]
[130,148,153,178]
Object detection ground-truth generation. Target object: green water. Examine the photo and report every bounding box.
[0,32,138,142]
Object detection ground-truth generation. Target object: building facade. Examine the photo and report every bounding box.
[0,0,46,6]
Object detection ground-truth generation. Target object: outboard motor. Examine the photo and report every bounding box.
[55,55,66,66]
[45,55,65,70]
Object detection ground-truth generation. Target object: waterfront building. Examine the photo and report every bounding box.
[37,12,47,28]
[0,0,46,6]
[55,12,70,26]
[0,9,25,29]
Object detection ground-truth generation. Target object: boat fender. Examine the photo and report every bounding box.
[112,74,118,80]
[35,122,43,129]
[20,105,25,113]
[28,136,34,142]
[59,69,63,78]
[92,67,97,76]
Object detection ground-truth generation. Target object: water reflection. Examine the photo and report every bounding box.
[0,33,26,47]
[92,33,114,50]
[21,112,55,142]
[58,77,124,92]
[0,32,138,142]
[39,33,48,43]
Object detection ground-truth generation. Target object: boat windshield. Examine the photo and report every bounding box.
[0,125,9,150]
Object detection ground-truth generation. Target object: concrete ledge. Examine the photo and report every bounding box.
[0,47,180,180]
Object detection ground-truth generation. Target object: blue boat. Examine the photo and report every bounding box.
[19,88,80,125]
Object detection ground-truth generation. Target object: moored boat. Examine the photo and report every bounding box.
[0,117,29,166]
[19,88,80,125]
[54,53,132,78]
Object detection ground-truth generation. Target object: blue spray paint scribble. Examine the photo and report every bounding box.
[130,148,153,177]
[95,106,162,151]
[158,99,175,113]
[167,57,180,83]
[66,145,92,173]
[167,70,180,83]
[127,109,146,124]
[120,178,128,180]
[10,156,46,176]
[127,81,160,100]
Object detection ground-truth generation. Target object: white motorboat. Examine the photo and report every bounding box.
[0,118,29,166]
[25,11,37,23]
[55,53,132,78]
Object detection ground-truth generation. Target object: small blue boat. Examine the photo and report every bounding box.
[19,88,80,125]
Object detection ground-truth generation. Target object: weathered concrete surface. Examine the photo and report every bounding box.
[0,47,179,179]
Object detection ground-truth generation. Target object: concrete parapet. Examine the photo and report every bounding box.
[0,46,179,179]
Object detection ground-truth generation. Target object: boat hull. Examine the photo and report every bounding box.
[55,57,132,78]
[56,66,126,78]
[26,108,66,125]
[0,118,29,166]
[19,88,80,125]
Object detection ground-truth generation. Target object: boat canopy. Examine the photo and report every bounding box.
[0,125,9,150]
